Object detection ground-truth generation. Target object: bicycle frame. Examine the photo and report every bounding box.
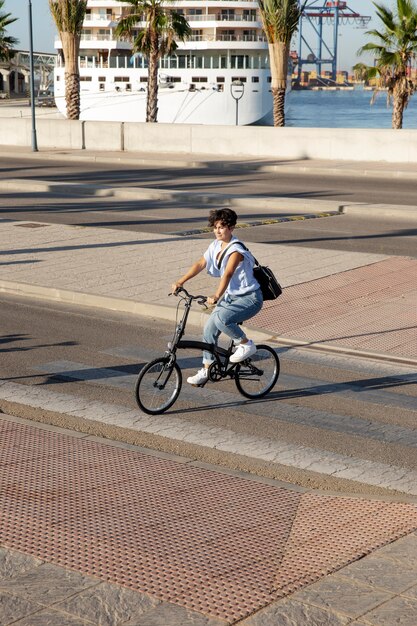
[167,288,238,379]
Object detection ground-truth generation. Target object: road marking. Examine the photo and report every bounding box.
[1,379,417,495]
[32,359,417,448]
[170,212,341,236]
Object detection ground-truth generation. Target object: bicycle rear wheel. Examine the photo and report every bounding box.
[235,344,279,399]
[135,357,182,415]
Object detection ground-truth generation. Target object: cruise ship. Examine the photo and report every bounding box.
[54,0,283,125]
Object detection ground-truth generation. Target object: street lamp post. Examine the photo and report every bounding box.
[28,0,38,152]
[230,80,245,126]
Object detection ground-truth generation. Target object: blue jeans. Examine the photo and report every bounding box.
[202,289,263,365]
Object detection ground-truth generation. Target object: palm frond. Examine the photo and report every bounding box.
[49,0,87,34]
[258,0,302,44]
[0,0,18,60]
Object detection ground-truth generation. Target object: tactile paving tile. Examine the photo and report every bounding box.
[1,418,417,623]
[254,257,417,359]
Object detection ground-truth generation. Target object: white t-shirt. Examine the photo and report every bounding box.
[204,237,260,296]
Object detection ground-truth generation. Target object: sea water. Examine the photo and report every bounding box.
[285,87,417,129]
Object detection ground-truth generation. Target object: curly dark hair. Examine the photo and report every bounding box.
[208,208,237,228]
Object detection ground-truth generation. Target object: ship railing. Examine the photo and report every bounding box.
[80,33,132,43]
[81,33,113,41]
[84,14,113,21]
[217,34,267,42]
[216,14,257,21]
[184,13,257,22]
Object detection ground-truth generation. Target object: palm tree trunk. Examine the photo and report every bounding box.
[65,72,80,119]
[61,32,80,120]
[269,42,288,127]
[147,43,159,123]
[272,87,286,126]
[392,88,406,130]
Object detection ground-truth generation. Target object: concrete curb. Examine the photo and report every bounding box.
[342,203,417,220]
[252,163,417,180]
[1,278,416,367]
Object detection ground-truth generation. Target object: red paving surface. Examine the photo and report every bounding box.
[255,257,417,360]
[1,418,417,622]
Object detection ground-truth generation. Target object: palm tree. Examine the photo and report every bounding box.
[115,0,191,123]
[354,0,417,129]
[49,0,87,120]
[0,0,18,61]
[258,0,303,126]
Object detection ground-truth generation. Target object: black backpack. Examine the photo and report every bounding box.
[217,241,282,301]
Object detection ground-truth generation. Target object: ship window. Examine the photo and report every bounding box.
[115,76,130,82]
[56,76,60,81]
[252,76,259,83]
[231,55,247,69]
[140,77,148,82]
[232,77,246,82]
[217,84,224,92]
[178,56,186,69]
[192,77,208,82]
[189,84,196,91]
[99,76,106,82]
[216,77,225,82]
[243,9,256,20]
[80,76,92,81]
[188,8,202,15]
[267,76,272,82]
[220,57,227,69]
[99,83,105,91]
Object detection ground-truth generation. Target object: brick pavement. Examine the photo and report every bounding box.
[1,415,417,626]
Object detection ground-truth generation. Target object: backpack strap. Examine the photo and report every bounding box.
[216,240,250,270]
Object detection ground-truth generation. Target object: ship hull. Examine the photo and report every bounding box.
[54,72,274,126]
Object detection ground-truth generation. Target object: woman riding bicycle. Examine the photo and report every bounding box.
[171,207,263,386]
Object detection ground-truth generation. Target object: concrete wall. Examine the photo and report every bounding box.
[2,117,417,163]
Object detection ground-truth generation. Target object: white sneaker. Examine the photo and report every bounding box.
[187,368,209,386]
[229,341,257,363]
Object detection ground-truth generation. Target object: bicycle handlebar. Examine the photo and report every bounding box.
[169,286,208,306]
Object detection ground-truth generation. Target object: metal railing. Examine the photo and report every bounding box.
[185,13,257,21]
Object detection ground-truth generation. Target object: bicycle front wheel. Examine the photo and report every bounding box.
[135,357,182,415]
[235,345,280,399]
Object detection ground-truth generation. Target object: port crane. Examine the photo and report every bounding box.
[297,1,371,81]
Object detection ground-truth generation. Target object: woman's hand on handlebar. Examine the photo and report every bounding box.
[207,295,219,306]
[171,282,183,295]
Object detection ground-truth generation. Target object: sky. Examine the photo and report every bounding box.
[4,0,378,71]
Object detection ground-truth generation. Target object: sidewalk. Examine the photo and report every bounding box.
[1,414,417,626]
[0,218,415,364]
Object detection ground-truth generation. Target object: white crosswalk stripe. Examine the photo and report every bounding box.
[25,343,417,496]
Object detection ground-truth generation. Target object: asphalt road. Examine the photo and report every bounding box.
[1,157,417,257]
[3,155,417,205]
[1,293,416,497]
